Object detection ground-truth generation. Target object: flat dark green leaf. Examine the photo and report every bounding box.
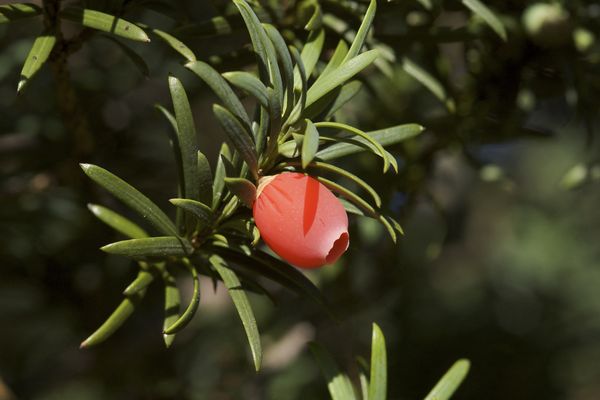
[18,33,56,93]
[316,124,424,161]
[359,370,369,400]
[301,120,319,169]
[233,0,282,106]
[223,71,269,109]
[339,197,364,216]
[255,106,270,155]
[218,218,254,238]
[224,177,256,208]
[315,176,377,217]
[356,356,369,400]
[81,164,178,236]
[303,0,322,30]
[424,359,471,400]
[302,89,341,121]
[317,178,401,243]
[87,204,149,239]
[320,40,348,78]
[149,27,196,62]
[210,254,262,371]
[384,149,399,174]
[185,61,252,129]
[155,105,180,151]
[462,0,507,41]
[369,323,387,400]
[292,132,305,150]
[304,80,362,120]
[155,104,185,232]
[161,268,180,347]
[266,87,282,148]
[60,8,150,42]
[379,215,398,243]
[0,3,41,24]
[310,342,357,400]
[163,259,200,334]
[169,198,214,230]
[262,23,294,118]
[306,50,378,108]
[252,225,261,246]
[197,151,213,206]
[315,121,389,172]
[102,35,149,77]
[261,24,292,71]
[343,0,376,62]
[289,161,381,207]
[221,151,238,179]
[80,284,146,348]
[259,28,284,109]
[299,28,325,81]
[294,134,357,155]
[168,74,202,233]
[285,46,307,126]
[232,0,269,81]
[387,215,404,236]
[401,58,455,112]
[278,140,298,158]
[169,75,200,209]
[212,143,230,209]
[123,269,155,295]
[237,274,277,305]
[324,80,363,119]
[213,104,258,179]
[101,236,192,259]
[212,246,330,314]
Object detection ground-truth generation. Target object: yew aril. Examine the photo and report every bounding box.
[252,172,349,269]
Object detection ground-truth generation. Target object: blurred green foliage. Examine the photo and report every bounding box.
[1,0,600,399]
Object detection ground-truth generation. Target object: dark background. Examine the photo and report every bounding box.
[1,0,599,399]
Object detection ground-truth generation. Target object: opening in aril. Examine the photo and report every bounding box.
[325,232,349,264]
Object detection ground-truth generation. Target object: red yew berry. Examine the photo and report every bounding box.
[252,172,349,269]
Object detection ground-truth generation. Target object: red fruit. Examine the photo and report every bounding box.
[252,172,349,269]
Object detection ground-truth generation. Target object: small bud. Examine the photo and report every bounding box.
[253,172,349,269]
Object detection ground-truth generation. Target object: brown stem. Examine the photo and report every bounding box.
[42,0,60,29]
[43,0,95,161]
[50,48,95,158]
